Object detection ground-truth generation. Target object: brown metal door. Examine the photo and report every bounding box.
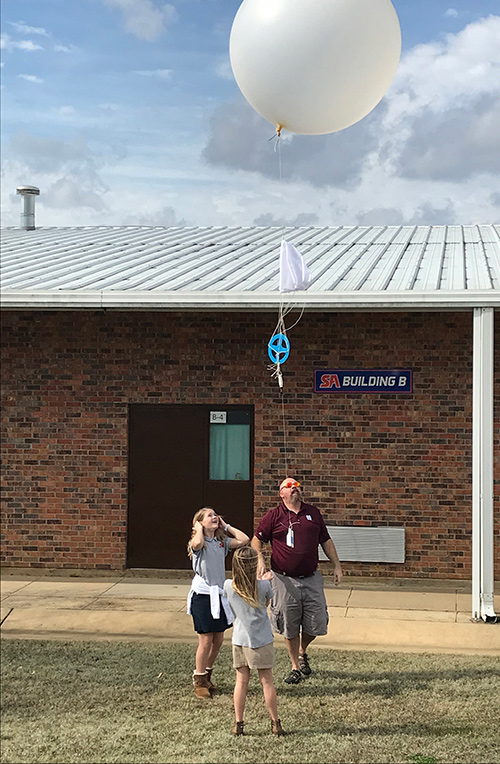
[127,405,205,569]
[127,404,253,570]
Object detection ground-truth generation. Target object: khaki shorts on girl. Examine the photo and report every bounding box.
[232,642,275,669]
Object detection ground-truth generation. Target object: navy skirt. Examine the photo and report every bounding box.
[191,593,231,634]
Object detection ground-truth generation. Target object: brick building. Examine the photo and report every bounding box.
[1,223,499,617]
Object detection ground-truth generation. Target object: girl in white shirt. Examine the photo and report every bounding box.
[187,507,249,699]
[223,546,284,736]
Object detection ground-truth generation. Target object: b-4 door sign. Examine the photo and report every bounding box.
[314,369,413,394]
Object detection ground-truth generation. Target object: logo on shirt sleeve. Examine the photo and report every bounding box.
[306,514,312,521]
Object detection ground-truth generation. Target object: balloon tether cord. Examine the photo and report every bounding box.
[268,120,301,477]
[280,386,289,476]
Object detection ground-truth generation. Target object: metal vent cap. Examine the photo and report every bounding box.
[16,185,40,196]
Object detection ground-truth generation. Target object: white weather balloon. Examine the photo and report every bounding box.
[229,0,401,135]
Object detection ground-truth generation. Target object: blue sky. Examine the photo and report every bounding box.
[1,0,499,227]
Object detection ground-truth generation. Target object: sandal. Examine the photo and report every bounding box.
[298,652,312,676]
[284,668,302,684]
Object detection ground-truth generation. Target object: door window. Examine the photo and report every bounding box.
[209,410,250,481]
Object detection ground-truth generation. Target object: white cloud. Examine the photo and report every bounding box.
[253,211,320,227]
[133,69,173,80]
[379,15,500,183]
[1,132,120,224]
[53,106,77,117]
[9,21,49,37]
[7,133,99,173]
[17,74,44,83]
[394,96,500,181]
[43,177,107,212]
[99,103,120,111]
[4,22,75,55]
[134,205,187,226]
[101,0,178,41]
[444,8,459,18]
[1,34,43,51]
[214,57,233,81]
[53,44,77,53]
[387,15,500,119]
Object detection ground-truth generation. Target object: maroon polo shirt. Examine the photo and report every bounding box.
[255,501,330,578]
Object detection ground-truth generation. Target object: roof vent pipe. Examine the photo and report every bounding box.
[16,185,40,230]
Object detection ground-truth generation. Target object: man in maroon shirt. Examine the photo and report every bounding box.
[251,477,342,684]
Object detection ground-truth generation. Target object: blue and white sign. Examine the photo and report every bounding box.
[314,369,413,394]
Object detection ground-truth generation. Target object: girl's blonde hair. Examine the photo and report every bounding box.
[187,507,225,559]
[231,546,261,608]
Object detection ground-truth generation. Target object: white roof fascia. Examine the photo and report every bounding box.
[1,289,499,311]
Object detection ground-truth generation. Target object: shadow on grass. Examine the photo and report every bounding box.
[274,722,478,739]
[209,664,499,706]
[271,667,500,699]
[203,720,477,739]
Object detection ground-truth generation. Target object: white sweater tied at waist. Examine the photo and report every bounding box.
[187,574,233,625]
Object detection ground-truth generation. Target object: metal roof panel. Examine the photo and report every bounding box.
[1,225,499,310]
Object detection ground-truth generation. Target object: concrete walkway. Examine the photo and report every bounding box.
[1,570,498,655]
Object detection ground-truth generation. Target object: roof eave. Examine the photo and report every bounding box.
[1,289,499,311]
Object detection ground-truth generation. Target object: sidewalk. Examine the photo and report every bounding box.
[1,570,498,655]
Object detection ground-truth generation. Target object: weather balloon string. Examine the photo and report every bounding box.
[268,86,311,475]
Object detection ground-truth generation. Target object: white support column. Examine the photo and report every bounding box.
[472,307,497,622]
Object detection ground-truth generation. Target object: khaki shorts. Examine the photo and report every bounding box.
[232,642,275,669]
[270,570,329,640]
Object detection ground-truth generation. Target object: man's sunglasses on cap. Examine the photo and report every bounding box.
[282,481,300,489]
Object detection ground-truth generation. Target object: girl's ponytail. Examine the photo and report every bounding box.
[232,546,260,607]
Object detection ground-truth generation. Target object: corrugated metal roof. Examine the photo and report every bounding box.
[1,225,499,310]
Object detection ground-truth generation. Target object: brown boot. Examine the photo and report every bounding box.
[271,719,284,736]
[193,672,212,699]
[206,668,216,691]
[231,721,245,736]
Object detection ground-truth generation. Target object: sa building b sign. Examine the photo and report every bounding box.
[314,369,412,394]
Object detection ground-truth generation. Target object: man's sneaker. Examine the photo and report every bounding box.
[284,669,302,684]
[298,652,312,676]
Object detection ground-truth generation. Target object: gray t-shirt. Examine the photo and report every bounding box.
[223,578,274,648]
[191,536,232,588]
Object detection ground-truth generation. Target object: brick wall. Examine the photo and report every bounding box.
[1,309,498,578]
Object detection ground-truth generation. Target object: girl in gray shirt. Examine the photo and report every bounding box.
[223,546,284,737]
[187,506,249,699]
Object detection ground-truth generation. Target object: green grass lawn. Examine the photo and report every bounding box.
[1,639,499,764]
